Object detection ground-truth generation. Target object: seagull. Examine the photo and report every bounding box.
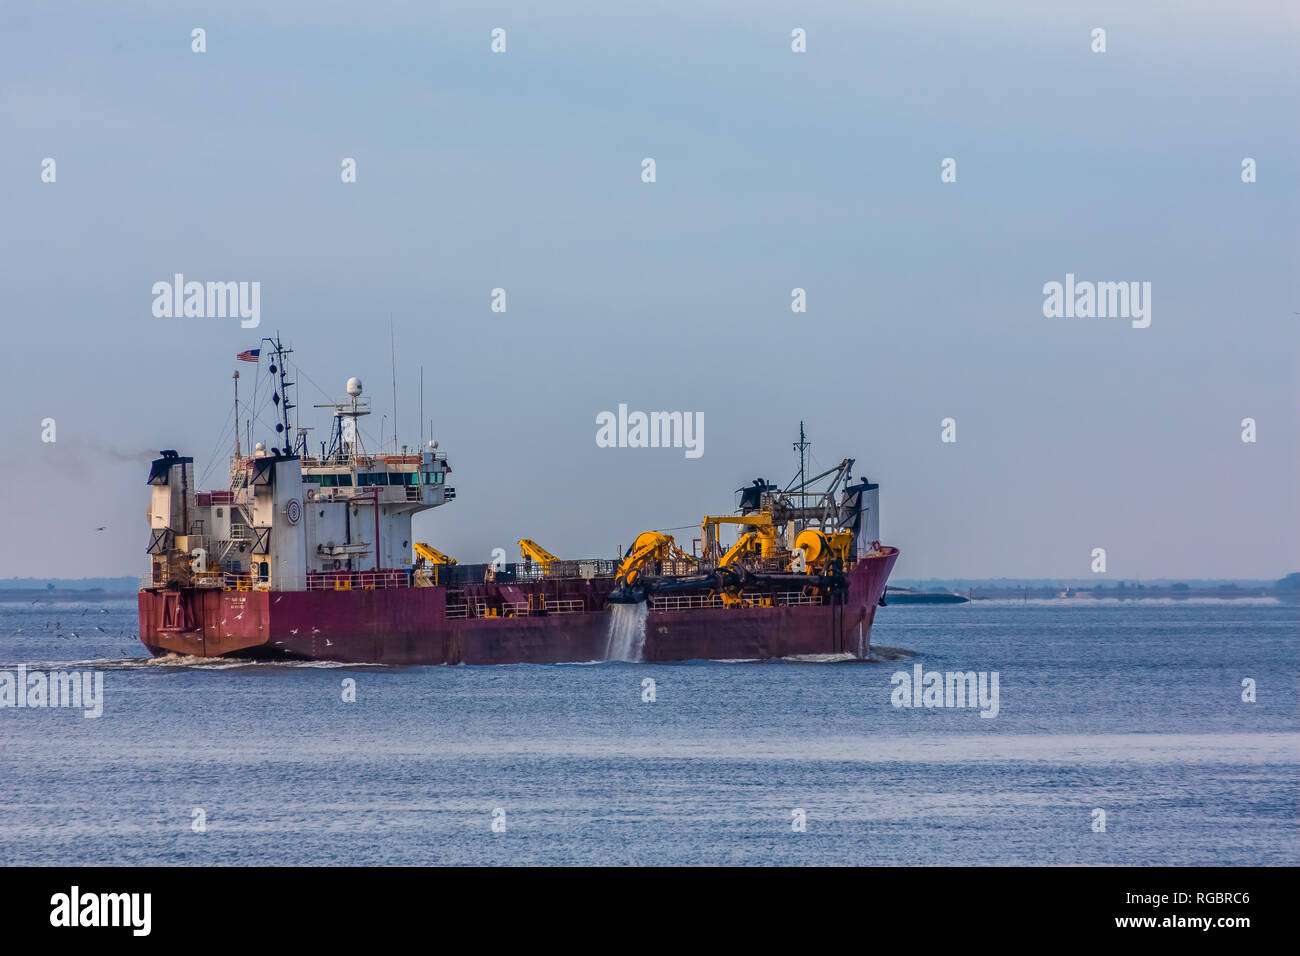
[99,609,108,614]
[290,629,299,635]
[324,639,334,647]
[311,627,321,635]
[95,527,106,532]
[94,626,104,632]
[234,612,244,620]
[70,631,79,638]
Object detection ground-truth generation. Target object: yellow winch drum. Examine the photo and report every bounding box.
[793,528,830,563]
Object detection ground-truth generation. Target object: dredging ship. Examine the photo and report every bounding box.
[137,341,898,664]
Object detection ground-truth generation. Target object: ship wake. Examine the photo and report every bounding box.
[605,602,649,662]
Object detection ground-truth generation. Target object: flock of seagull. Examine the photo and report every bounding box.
[15,603,133,656]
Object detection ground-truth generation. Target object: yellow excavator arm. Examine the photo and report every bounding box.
[718,530,760,568]
[413,542,457,566]
[518,538,561,566]
[615,531,675,588]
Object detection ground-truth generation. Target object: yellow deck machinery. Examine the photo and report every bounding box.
[518,538,562,573]
[412,542,456,586]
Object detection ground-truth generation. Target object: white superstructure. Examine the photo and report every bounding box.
[144,355,454,592]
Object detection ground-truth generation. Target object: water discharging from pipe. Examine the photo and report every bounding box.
[605,601,649,662]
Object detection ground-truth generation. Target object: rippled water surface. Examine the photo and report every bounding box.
[1,598,1295,865]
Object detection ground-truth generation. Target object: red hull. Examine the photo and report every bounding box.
[139,548,898,664]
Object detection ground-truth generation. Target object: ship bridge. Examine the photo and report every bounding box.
[142,360,456,592]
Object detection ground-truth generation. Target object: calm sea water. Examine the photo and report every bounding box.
[1,598,1296,865]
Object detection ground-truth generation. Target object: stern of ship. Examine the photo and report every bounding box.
[138,586,275,658]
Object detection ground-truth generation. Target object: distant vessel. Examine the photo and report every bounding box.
[137,341,898,664]
[882,587,968,605]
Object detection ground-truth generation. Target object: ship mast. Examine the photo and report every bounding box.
[315,377,370,463]
[232,369,241,460]
[792,421,810,513]
[263,333,296,456]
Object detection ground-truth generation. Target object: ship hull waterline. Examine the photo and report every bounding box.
[139,548,898,665]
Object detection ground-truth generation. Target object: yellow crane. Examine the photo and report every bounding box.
[615,531,677,589]
[718,530,762,568]
[518,538,561,568]
[413,542,457,566]
[700,510,776,561]
[412,542,456,587]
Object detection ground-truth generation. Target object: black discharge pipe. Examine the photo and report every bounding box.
[607,565,847,605]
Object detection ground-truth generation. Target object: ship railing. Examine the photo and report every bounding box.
[221,572,265,591]
[776,590,824,606]
[306,570,411,591]
[469,599,546,618]
[460,597,587,619]
[647,590,824,611]
[158,571,260,591]
[445,603,469,620]
[544,598,586,615]
[649,594,727,611]
[197,491,236,506]
[441,560,618,586]
[513,558,619,581]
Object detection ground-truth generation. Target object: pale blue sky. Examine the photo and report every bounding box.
[2,1,1296,578]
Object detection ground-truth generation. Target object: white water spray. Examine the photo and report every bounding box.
[605,602,649,662]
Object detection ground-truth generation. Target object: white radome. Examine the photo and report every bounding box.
[346,377,363,397]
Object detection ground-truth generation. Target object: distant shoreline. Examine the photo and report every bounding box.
[3,586,1294,606]
[0,589,137,603]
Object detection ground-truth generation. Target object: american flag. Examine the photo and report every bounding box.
[236,349,260,363]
